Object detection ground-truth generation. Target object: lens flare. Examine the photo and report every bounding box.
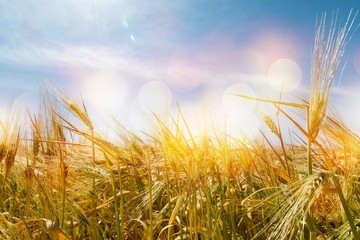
[82,71,128,114]
[172,101,204,138]
[268,58,302,92]
[353,48,360,74]
[167,63,206,92]
[226,111,259,138]
[221,84,259,138]
[0,105,6,123]
[222,84,256,114]
[138,81,172,114]
[237,47,268,74]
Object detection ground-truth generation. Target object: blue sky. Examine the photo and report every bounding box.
[1,1,360,136]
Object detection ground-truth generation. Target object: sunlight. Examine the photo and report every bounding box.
[225,111,259,138]
[137,80,172,114]
[221,84,259,138]
[336,85,360,134]
[222,83,256,113]
[0,105,6,124]
[82,71,128,114]
[353,47,360,74]
[268,58,302,92]
[173,101,204,138]
[126,81,172,135]
[237,47,268,74]
[167,63,206,92]
[127,102,149,135]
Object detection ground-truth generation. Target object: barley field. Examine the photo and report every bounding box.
[1,12,360,240]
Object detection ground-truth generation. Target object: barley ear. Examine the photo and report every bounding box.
[5,130,20,179]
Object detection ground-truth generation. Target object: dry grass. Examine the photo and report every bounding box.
[0,11,360,240]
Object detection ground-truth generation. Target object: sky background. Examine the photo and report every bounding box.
[1,0,360,138]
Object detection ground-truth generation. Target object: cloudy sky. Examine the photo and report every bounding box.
[1,0,360,137]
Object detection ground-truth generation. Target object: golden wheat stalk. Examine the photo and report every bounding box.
[45,81,93,131]
[307,11,357,176]
[309,10,357,140]
[5,130,20,179]
[263,115,280,137]
[0,142,6,163]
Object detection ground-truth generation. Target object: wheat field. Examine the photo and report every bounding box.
[1,12,360,240]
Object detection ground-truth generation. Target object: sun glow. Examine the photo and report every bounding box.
[0,106,6,123]
[225,112,259,138]
[167,63,206,92]
[137,81,172,114]
[128,81,172,135]
[169,102,203,138]
[353,48,360,75]
[221,84,259,138]
[82,71,128,114]
[268,58,302,92]
[222,84,256,113]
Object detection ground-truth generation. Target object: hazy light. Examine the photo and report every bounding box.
[122,19,129,29]
[254,28,301,63]
[0,106,6,123]
[268,58,302,92]
[137,81,172,114]
[237,47,268,74]
[82,71,128,114]
[167,63,206,92]
[353,48,360,74]
[220,84,259,138]
[173,102,204,138]
[127,102,150,135]
[336,85,360,134]
[222,83,256,114]
[225,111,259,138]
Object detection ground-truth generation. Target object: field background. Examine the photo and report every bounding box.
[1,2,360,240]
